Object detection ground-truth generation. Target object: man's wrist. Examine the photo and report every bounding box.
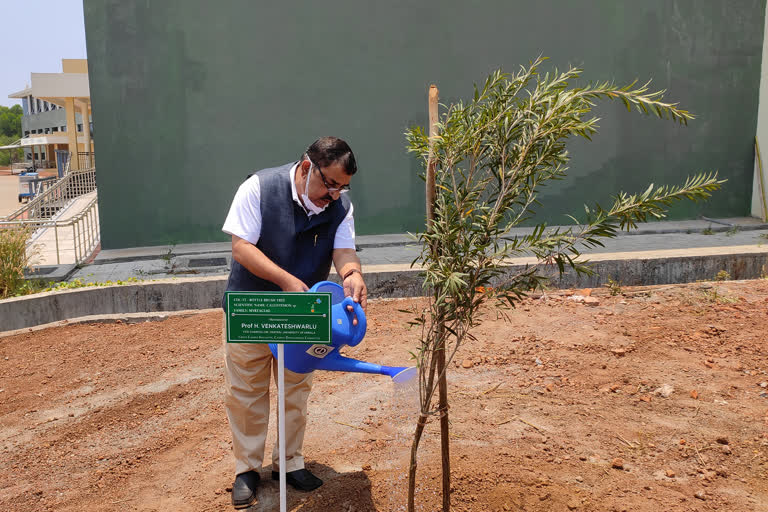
[342,268,363,280]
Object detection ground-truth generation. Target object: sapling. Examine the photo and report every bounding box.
[404,56,723,511]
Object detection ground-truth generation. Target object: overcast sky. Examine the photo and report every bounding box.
[1,0,87,108]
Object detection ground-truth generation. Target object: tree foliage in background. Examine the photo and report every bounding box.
[0,135,23,166]
[0,105,23,138]
[403,56,724,511]
[0,105,23,166]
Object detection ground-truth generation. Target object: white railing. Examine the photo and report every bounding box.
[5,167,96,222]
[0,196,100,265]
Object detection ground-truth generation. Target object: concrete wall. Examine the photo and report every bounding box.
[84,0,767,248]
[754,2,768,220]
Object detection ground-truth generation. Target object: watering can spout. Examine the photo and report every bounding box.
[312,351,416,382]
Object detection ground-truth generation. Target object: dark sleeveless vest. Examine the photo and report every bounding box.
[222,162,351,309]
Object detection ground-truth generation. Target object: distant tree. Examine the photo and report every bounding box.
[0,135,23,166]
[0,105,23,138]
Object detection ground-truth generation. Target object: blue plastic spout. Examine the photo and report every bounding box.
[312,351,415,383]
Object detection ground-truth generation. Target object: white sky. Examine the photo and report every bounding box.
[1,0,87,108]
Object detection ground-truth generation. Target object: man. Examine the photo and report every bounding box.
[221,136,367,509]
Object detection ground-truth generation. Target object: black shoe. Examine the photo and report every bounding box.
[271,468,323,491]
[232,470,260,509]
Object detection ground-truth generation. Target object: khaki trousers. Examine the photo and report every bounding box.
[223,320,314,476]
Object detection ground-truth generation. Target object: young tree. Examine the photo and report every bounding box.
[404,57,723,511]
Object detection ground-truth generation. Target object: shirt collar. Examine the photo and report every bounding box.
[289,162,329,217]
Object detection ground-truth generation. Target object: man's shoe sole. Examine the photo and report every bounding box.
[232,493,257,510]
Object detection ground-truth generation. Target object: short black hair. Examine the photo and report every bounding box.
[301,136,357,175]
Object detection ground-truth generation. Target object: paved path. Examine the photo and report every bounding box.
[68,216,768,284]
[28,190,99,265]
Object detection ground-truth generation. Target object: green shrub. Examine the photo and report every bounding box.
[0,227,33,299]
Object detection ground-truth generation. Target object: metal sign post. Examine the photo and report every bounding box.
[225,291,331,512]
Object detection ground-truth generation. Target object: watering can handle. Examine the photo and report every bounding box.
[341,296,367,347]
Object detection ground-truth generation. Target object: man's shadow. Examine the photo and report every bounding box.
[246,462,375,511]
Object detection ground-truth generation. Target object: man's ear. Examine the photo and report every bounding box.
[300,159,311,176]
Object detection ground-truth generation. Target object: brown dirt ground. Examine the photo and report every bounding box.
[1,280,768,512]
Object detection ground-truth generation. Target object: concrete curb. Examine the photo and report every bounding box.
[2,251,767,333]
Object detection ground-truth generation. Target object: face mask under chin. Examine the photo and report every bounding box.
[301,162,329,215]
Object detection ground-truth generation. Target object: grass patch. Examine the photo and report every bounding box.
[1,227,35,299]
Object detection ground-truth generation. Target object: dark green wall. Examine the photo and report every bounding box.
[83,1,766,249]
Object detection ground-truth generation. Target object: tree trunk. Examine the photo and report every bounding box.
[408,336,440,512]
[437,332,450,511]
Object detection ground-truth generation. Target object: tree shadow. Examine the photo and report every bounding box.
[246,462,375,511]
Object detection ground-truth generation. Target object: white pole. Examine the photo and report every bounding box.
[277,343,287,512]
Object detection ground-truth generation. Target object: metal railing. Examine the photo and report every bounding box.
[5,167,96,222]
[78,152,95,169]
[0,196,100,266]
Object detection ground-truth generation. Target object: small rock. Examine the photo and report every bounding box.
[612,458,624,470]
[362,464,372,471]
[575,475,583,482]
[690,390,699,399]
[534,357,543,366]
[721,445,732,455]
[715,436,729,445]
[653,384,674,398]
[461,359,474,369]
[545,382,555,392]
[694,490,707,501]
[716,467,728,478]
[225,486,232,492]
[369,406,377,411]
[567,500,580,510]
[759,382,768,388]
[583,296,600,307]
[214,488,224,495]
[611,348,627,357]
[665,469,676,478]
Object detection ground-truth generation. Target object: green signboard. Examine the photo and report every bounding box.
[225,292,332,344]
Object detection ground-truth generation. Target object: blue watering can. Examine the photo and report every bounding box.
[269,281,416,383]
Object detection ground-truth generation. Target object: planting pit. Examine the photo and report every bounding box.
[1,280,767,511]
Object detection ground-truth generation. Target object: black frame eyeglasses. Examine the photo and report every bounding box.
[312,162,350,194]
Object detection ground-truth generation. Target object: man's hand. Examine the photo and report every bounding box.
[281,275,309,292]
[343,271,367,325]
[333,248,366,325]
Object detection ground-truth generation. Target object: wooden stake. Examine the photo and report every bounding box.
[426,85,439,228]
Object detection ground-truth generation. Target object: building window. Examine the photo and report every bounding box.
[36,98,41,112]
[61,126,66,132]
[77,124,83,132]
[44,128,50,134]
[52,127,58,132]
[24,131,29,137]
[41,152,46,160]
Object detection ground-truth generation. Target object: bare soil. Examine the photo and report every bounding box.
[1,280,768,512]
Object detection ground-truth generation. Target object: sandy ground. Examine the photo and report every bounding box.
[0,175,21,217]
[0,169,58,218]
[1,280,768,511]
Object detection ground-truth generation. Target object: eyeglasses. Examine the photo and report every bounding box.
[313,163,350,194]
